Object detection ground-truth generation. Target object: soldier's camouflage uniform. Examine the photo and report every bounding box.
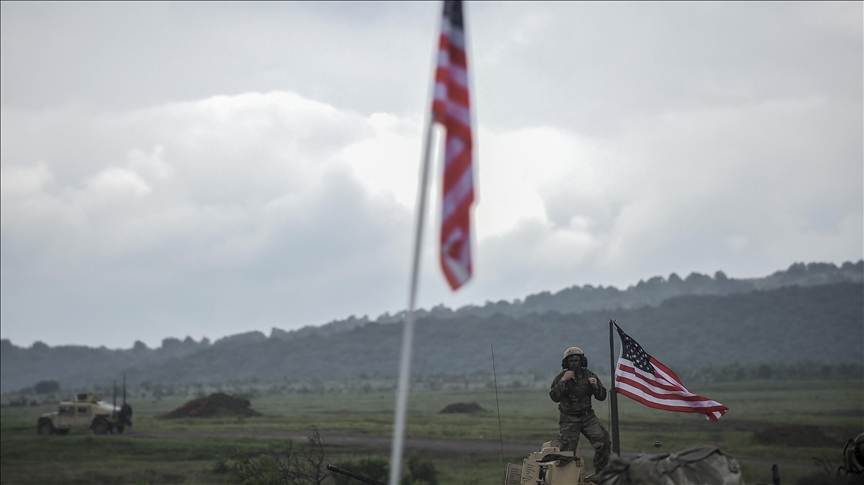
[549,368,611,471]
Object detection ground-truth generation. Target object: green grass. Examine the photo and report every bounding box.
[2,381,861,484]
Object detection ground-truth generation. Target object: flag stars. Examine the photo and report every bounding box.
[617,327,655,374]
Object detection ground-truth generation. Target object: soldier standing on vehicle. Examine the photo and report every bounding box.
[550,347,611,472]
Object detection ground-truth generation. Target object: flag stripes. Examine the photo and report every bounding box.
[432,0,474,290]
[614,323,728,421]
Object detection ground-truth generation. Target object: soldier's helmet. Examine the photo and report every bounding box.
[561,347,585,368]
[562,347,584,359]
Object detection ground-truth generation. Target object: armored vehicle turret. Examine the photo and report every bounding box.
[506,440,588,485]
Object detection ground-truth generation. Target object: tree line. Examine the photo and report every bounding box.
[2,281,861,393]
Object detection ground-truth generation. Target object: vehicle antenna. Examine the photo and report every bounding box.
[491,344,506,483]
[113,380,117,412]
[123,373,126,406]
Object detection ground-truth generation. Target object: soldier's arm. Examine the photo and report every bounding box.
[591,372,607,401]
[549,372,566,402]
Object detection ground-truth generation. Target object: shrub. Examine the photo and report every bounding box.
[331,458,389,485]
[407,455,438,485]
[34,380,60,394]
[227,428,327,485]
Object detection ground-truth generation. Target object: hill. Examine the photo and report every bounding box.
[131,282,862,384]
[2,266,861,392]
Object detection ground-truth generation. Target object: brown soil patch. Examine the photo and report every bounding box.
[439,402,487,414]
[161,392,261,419]
[752,424,838,447]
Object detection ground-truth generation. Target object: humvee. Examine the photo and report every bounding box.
[37,392,132,435]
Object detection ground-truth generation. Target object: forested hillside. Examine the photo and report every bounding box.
[2,279,861,392]
[273,260,863,339]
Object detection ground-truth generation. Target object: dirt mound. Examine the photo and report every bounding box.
[162,393,261,419]
[439,402,487,414]
[752,424,838,447]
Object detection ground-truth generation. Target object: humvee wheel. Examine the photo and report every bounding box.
[92,419,110,435]
[38,420,54,436]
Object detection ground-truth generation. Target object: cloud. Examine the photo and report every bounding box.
[0,163,52,197]
[1,91,420,346]
[453,94,863,302]
[85,168,151,198]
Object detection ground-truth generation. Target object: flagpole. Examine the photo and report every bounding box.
[388,114,437,485]
[609,319,621,455]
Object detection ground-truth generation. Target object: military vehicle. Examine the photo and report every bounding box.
[506,440,588,485]
[37,381,132,436]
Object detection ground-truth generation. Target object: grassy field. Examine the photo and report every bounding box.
[2,380,861,484]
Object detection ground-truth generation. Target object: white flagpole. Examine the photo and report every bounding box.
[388,114,437,485]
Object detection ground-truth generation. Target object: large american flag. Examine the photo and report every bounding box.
[614,323,728,421]
[432,0,474,290]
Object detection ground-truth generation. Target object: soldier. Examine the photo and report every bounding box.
[550,347,611,472]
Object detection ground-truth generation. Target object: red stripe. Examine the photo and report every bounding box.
[438,29,466,67]
[443,149,471,187]
[433,86,470,114]
[441,206,470,236]
[616,388,728,418]
[431,100,446,119]
[437,33,467,70]
[440,241,471,289]
[445,116,471,135]
[616,373,714,402]
[442,208,471,240]
[441,260,466,289]
[616,388,728,414]
[441,177,474,218]
[616,363,682,393]
[441,193,474,235]
[615,375,719,403]
[446,84,470,106]
[442,120,471,144]
[441,193,473,229]
[650,357,684,386]
[618,357,688,394]
[440,210,472,289]
[438,33,450,51]
[449,47,467,68]
[432,94,471,131]
[617,388,727,413]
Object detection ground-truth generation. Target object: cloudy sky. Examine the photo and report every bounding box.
[2,2,861,349]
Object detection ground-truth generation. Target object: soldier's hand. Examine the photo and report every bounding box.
[588,377,598,388]
[562,371,575,381]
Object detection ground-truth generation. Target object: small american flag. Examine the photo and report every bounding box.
[432,0,474,290]
[614,323,728,420]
